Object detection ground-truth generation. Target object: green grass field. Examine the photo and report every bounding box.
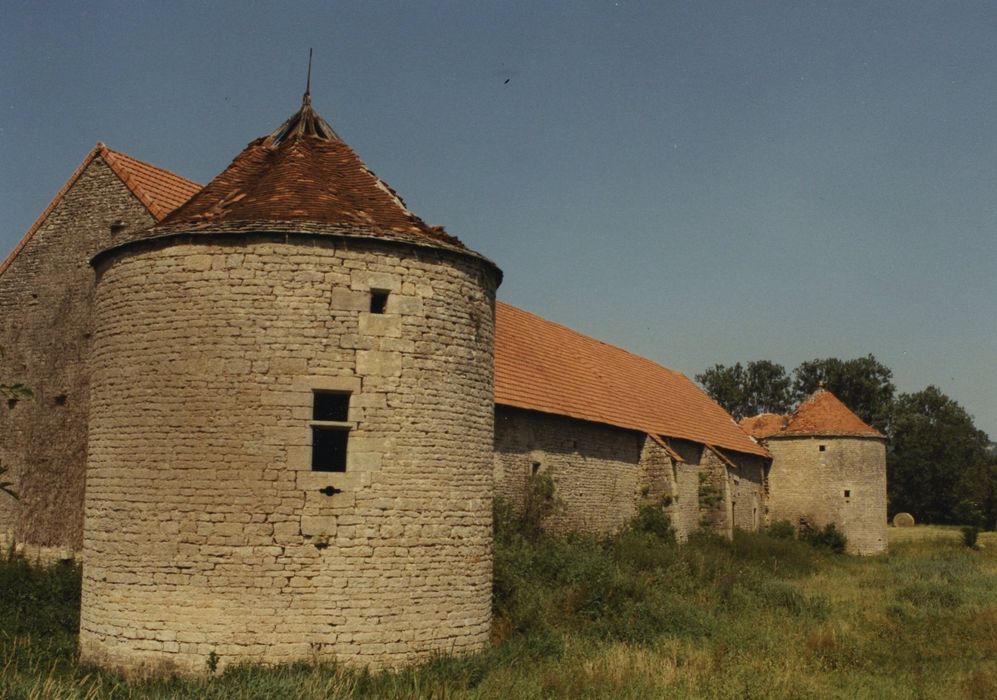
[2,522,994,699]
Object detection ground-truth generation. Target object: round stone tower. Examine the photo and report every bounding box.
[743,389,887,555]
[80,93,502,673]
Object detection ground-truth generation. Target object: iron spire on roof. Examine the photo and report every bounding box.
[268,50,340,144]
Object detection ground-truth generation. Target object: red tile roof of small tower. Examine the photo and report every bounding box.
[738,413,786,439]
[495,302,769,458]
[740,389,883,439]
[0,144,200,277]
[783,388,883,437]
[155,94,468,253]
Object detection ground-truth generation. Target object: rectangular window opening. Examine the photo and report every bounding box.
[311,391,351,472]
[314,392,350,422]
[312,427,348,472]
[844,489,851,498]
[531,461,541,476]
[370,289,389,314]
[818,444,827,452]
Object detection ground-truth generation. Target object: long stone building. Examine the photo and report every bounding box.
[0,91,886,673]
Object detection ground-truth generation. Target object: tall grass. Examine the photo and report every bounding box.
[1,523,994,699]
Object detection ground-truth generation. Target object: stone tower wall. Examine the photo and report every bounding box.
[765,436,887,555]
[0,158,155,557]
[80,236,498,673]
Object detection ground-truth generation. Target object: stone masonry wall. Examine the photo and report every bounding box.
[0,157,155,556]
[80,236,499,673]
[765,436,887,555]
[493,407,647,534]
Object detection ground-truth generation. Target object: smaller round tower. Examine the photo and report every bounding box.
[741,389,887,555]
[80,92,501,673]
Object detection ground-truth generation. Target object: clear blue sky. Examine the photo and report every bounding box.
[2,1,995,437]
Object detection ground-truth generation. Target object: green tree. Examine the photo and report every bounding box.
[696,360,792,420]
[888,386,991,525]
[792,355,895,433]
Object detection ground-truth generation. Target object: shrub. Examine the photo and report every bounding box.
[961,526,980,549]
[799,522,847,553]
[766,519,796,540]
[521,471,561,537]
[628,505,675,541]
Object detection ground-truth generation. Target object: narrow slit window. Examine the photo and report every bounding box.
[531,461,541,476]
[370,289,389,314]
[312,391,351,472]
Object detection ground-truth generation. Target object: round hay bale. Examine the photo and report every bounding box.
[893,512,915,527]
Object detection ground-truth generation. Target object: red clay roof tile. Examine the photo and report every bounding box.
[495,302,768,458]
[0,144,200,277]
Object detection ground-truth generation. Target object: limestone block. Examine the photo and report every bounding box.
[329,288,368,311]
[358,312,401,338]
[386,295,422,316]
[350,271,400,292]
[356,350,401,377]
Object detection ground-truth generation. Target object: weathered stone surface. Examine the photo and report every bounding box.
[80,237,499,672]
[493,407,765,542]
[0,157,157,556]
[765,435,887,555]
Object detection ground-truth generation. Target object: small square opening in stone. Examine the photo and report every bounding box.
[818,444,827,452]
[314,392,350,422]
[370,289,389,314]
[312,428,348,472]
[844,489,851,498]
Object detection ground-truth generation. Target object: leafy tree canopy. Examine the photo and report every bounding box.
[792,355,895,433]
[888,385,991,525]
[695,360,792,420]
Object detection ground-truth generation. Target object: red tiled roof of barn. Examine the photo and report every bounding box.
[156,93,468,253]
[494,302,769,458]
[740,389,883,439]
[0,144,200,277]
[100,148,202,220]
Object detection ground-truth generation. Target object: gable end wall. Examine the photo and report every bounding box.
[0,157,156,556]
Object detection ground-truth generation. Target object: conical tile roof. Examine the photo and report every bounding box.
[155,94,470,254]
[741,389,883,439]
[783,388,883,437]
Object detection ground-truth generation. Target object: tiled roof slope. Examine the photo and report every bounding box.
[495,302,769,458]
[783,389,883,437]
[100,147,202,220]
[740,389,883,439]
[739,413,786,439]
[156,96,469,254]
[1,144,200,277]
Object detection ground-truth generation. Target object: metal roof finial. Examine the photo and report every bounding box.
[304,48,313,104]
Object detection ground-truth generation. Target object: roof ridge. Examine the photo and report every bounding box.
[0,145,103,277]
